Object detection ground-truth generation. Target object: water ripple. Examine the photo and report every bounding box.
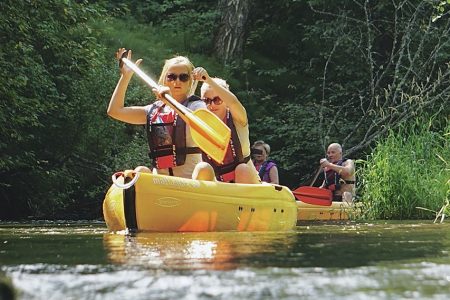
[2,262,450,300]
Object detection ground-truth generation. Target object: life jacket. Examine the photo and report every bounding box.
[202,109,250,182]
[145,96,202,171]
[323,158,355,193]
[256,160,277,183]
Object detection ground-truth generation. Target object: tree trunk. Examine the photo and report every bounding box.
[215,0,250,65]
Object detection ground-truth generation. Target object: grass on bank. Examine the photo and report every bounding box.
[358,118,450,220]
[93,17,234,89]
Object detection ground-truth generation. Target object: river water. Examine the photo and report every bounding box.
[1,221,450,299]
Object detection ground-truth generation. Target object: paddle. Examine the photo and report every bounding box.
[121,57,231,164]
[292,186,332,206]
[292,167,332,206]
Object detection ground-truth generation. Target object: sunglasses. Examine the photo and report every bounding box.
[251,148,264,155]
[166,73,190,82]
[202,96,223,105]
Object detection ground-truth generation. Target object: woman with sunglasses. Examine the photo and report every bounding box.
[190,67,260,184]
[108,48,206,178]
[251,140,279,184]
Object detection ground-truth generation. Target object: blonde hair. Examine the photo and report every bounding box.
[158,56,198,96]
[252,140,270,155]
[200,77,229,95]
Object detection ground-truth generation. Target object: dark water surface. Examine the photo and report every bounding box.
[1,221,450,299]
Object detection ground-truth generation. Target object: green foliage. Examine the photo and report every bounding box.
[242,0,450,188]
[359,118,450,220]
[1,0,448,219]
[432,0,450,22]
[247,103,324,185]
[101,0,219,54]
[0,0,109,218]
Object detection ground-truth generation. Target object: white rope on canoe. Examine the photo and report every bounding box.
[111,171,140,189]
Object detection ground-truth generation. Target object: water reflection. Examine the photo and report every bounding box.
[293,222,450,268]
[103,231,298,270]
[102,222,450,271]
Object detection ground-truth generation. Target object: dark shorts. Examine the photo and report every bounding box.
[333,195,343,202]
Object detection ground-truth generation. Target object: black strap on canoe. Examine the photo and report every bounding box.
[123,176,138,232]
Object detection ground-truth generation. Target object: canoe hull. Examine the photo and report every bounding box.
[103,172,298,232]
[296,201,361,221]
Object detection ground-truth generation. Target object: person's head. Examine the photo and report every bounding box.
[201,78,228,118]
[326,143,343,163]
[251,140,270,163]
[159,56,197,100]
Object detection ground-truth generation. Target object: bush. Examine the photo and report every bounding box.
[359,118,450,219]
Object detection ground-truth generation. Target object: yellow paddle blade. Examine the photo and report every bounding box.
[190,108,231,164]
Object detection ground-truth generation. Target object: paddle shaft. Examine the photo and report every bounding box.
[121,58,227,150]
[310,167,322,186]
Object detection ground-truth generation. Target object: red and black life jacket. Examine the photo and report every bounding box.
[202,109,250,182]
[323,158,355,192]
[145,96,202,170]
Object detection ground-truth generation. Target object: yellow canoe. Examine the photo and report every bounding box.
[103,171,298,232]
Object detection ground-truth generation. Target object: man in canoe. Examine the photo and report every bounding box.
[108,48,206,179]
[190,68,260,184]
[319,143,356,202]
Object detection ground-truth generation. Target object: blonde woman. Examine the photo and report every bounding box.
[107,48,206,178]
[191,67,260,184]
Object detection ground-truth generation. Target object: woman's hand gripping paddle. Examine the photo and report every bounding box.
[121,57,230,164]
[292,168,332,206]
